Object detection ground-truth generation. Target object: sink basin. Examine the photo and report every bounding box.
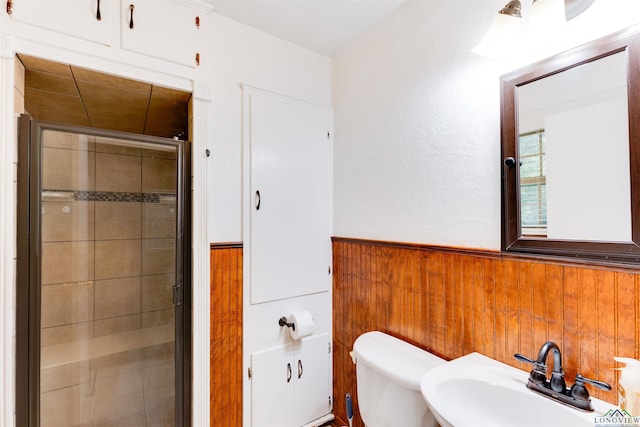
[420,352,616,427]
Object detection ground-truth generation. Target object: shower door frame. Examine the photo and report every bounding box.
[16,115,193,427]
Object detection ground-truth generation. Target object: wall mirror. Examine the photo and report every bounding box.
[501,25,640,264]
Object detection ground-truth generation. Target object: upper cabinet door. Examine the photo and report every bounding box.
[120,0,198,67]
[249,92,333,304]
[9,0,112,45]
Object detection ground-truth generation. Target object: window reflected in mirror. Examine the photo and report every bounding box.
[519,130,547,236]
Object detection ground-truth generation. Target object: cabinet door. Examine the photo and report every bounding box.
[120,0,197,67]
[294,333,331,426]
[250,345,295,427]
[10,0,111,45]
[249,93,333,304]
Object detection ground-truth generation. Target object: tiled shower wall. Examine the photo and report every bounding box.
[40,130,177,346]
[39,130,178,425]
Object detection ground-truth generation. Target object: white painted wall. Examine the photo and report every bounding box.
[332,0,640,250]
[333,0,505,249]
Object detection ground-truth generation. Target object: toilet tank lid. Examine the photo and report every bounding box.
[352,331,446,390]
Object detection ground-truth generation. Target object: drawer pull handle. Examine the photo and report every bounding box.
[129,4,135,29]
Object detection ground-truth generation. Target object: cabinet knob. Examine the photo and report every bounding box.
[255,190,261,210]
[503,157,522,167]
[96,0,101,20]
[286,363,292,383]
[298,359,303,379]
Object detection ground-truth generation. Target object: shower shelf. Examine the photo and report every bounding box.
[41,323,174,369]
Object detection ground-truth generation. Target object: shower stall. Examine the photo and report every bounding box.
[16,116,191,426]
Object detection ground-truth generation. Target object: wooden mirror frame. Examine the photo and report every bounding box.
[501,25,640,264]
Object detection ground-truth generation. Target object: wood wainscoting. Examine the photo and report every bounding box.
[210,243,243,426]
[332,237,640,427]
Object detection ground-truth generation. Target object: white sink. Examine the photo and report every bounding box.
[420,352,616,427]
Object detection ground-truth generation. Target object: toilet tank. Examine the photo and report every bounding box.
[352,331,445,427]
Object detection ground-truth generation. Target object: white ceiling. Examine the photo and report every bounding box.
[205,0,409,56]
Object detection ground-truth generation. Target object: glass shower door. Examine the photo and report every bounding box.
[19,120,187,427]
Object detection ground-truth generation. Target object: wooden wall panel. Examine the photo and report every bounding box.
[332,238,640,427]
[210,243,243,427]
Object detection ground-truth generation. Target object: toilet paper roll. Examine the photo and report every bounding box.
[288,311,314,340]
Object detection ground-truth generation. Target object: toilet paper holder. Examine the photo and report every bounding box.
[278,316,295,331]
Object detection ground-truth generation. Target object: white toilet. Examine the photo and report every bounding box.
[351,331,445,427]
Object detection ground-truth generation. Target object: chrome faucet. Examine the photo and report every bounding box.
[514,341,612,411]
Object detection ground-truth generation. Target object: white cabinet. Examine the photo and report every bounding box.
[251,333,331,427]
[9,0,112,45]
[120,0,199,67]
[248,91,333,304]
[8,0,199,67]
[243,87,333,427]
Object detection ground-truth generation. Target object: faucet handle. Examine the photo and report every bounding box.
[575,374,612,391]
[514,353,537,365]
[570,374,612,401]
[514,353,547,384]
